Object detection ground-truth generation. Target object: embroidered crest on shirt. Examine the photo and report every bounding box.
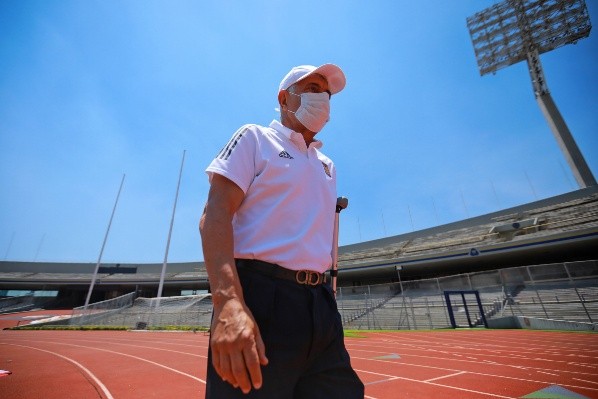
[322,162,331,177]
[279,150,294,159]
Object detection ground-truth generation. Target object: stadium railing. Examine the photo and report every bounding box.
[63,259,596,331]
[69,292,213,329]
[337,259,597,330]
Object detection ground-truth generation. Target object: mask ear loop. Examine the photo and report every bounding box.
[283,90,301,114]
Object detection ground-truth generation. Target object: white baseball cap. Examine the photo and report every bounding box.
[278,64,346,95]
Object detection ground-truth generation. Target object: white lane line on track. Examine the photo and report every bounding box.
[355,368,518,399]
[7,339,206,384]
[364,332,598,354]
[348,336,598,359]
[63,335,209,350]
[535,369,560,377]
[424,371,467,382]
[3,343,114,399]
[347,340,595,361]
[1,334,210,354]
[365,376,401,386]
[40,337,207,358]
[351,355,598,393]
[347,346,597,376]
[0,336,202,355]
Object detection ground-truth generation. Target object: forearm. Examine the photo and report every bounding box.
[200,210,244,309]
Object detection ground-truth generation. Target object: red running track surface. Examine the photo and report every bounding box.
[0,327,596,398]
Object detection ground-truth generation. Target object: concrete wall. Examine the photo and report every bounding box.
[487,316,596,331]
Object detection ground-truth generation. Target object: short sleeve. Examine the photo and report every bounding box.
[206,125,257,194]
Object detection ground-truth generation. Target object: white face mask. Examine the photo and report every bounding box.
[288,92,330,132]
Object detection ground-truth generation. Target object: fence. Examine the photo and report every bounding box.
[337,259,597,330]
[70,292,213,329]
[71,291,137,326]
[66,260,597,330]
[0,295,35,314]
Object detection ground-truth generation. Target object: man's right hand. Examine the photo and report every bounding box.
[200,174,268,393]
[210,297,269,394]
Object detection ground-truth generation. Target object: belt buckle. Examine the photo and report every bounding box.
[295,270,321,286]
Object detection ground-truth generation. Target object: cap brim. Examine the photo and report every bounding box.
[297,64,346,95]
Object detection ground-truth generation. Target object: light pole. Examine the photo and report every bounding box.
[467,0,596,188]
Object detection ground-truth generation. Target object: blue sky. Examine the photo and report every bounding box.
[1,1,597,264]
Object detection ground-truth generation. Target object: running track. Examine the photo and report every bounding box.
[0,325,597,398]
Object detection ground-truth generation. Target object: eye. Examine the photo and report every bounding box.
[305,82,321,91]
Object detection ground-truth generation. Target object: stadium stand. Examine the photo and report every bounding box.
[338,192,597,265]
[0,294,35,314]
[336,260,596,330]
[1,187,597,330]
[69,293,213,329]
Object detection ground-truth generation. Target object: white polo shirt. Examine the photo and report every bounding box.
[206,120,337,273]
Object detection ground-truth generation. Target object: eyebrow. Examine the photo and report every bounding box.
[294,76,330,95]
[305,81,329,93]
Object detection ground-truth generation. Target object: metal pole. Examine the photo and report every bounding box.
[33,233,46,262]
[3,231,15,260]
[157,150,186,304]
[462,292,473,327]
[332,196,348,298]
[396,266,404,293]
[409,296,417,330]
[425,297,432,329]
[84,174,125,310]
[396,266,410,330]
[525,48,596,188]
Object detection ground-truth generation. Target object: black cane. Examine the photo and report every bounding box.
[332,196,348,298]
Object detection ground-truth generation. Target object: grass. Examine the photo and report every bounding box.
[8,325,210,332]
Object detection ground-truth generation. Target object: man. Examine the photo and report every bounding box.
[200,64,364,398]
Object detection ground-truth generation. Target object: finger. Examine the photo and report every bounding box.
[211,347,221,376]
[243,344,263,390]
[254,330,269,366]
[219,352,237,387]
[230,351,252,394]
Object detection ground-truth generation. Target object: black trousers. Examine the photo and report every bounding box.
[205,260,364,399]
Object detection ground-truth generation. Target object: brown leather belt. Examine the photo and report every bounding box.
[235,259,327,286]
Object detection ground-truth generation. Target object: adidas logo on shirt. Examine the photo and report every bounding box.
[279,150,294,159]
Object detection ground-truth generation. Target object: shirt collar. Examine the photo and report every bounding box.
[269,120,323,149]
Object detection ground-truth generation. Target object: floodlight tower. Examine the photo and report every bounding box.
[467,0,596,188]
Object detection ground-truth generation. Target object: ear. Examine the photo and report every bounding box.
[278,90,288,110]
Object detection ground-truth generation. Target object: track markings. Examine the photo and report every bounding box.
[3,330,597,399]
[355,368,518,399]
[44,337,207,358]
[573,377,598,386]
[2,338,206,384]
[351,354,598,394]
[373,353,400,360]
[424,371,467,382]
[3,343,114,399]
[35,340,206,383]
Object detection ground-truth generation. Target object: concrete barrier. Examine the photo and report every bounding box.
[488,316,596,331]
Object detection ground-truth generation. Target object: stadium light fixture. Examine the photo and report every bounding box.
[467,0,596,188]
